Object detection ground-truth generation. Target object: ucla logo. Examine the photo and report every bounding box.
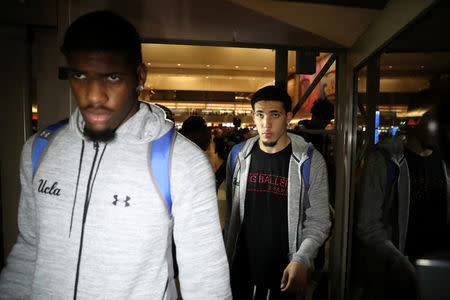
[37,179,61,196]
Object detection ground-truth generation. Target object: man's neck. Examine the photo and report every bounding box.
[259,134,291,154]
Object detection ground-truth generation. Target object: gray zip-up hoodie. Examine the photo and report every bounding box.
[0,102,231,299]
[355,136,450,267]
[224,133,331,270]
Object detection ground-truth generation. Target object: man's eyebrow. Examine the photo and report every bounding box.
[66,67,82,73]
[255,109,281,113]
[103,72,128,76]
[65,68,127,76]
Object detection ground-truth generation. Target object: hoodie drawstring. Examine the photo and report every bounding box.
[73,141,107,300]
[69,140,85,237]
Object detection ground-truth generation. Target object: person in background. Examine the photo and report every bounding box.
[179,115,211,151]
[0,11,231,299]
[296,97,334,155]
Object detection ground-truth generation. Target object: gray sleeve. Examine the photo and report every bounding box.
[171,138,232,299]
[355,151,405,262]
[292,150,331,269]
[0,138,37,299]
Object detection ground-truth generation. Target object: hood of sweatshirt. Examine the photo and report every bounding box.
[69,101,174,144]
[377,135,405,163]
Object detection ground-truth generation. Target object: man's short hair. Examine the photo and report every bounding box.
[311,98,334,122]
[60,10,142,69]
[251,85,292,113]
[179,116,208,135]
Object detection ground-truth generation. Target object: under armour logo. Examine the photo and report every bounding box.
[112,195,131,207]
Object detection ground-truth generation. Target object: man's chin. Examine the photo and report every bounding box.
[83,126,116,142]
[262,140,277,147]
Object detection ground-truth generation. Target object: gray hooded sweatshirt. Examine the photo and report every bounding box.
[224,133,331,270]
[355,136,450,269]
[0,102,231,299]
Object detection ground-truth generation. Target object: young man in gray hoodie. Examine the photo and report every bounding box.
[0,11,231,299]
[224,86,331,299]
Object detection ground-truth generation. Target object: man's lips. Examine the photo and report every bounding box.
[84,110,112,124]
[263,132,273,138]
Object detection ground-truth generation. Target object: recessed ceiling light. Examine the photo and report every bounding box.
[177,63,181,66]
[235,66,239,69]
[388,65,393,69]
[147,62,151,66]
[264,67,268,70]
[206,64,210,67]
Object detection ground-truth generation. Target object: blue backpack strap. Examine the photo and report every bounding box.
[32,121,68,176]
[301,145,314,188]
[151,127,175,216]
[387,159,397,185]
[231,142,244,175]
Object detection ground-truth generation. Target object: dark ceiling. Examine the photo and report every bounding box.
[385,0,450,53]
[274,0,389,10]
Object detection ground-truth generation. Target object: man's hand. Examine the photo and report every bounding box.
[280,261,307,292]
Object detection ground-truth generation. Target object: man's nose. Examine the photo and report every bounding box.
[262,117,271,128]
[86,79,107,105]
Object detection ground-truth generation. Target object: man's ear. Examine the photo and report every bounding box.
[136,63,147,88]
[286,111,293,126]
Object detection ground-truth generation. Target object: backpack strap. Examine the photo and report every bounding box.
[32,121,68,176]
[151,127,176,217]
[231,142,244,175]
[379,148,398,188]
[301,145,315,188]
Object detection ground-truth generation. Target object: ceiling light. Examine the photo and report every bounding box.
[264,67,268,70]
[388,65,393,69]
[147,62,151,66]
[205,76,209,79]
[229,77,232,79]
[420,65,425,69]
[206,64,210,67]
[177,63,181,66]
[235,66,239,69]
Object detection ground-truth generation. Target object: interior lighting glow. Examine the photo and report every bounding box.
[177,63,181,66]
[263,67,268,70]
